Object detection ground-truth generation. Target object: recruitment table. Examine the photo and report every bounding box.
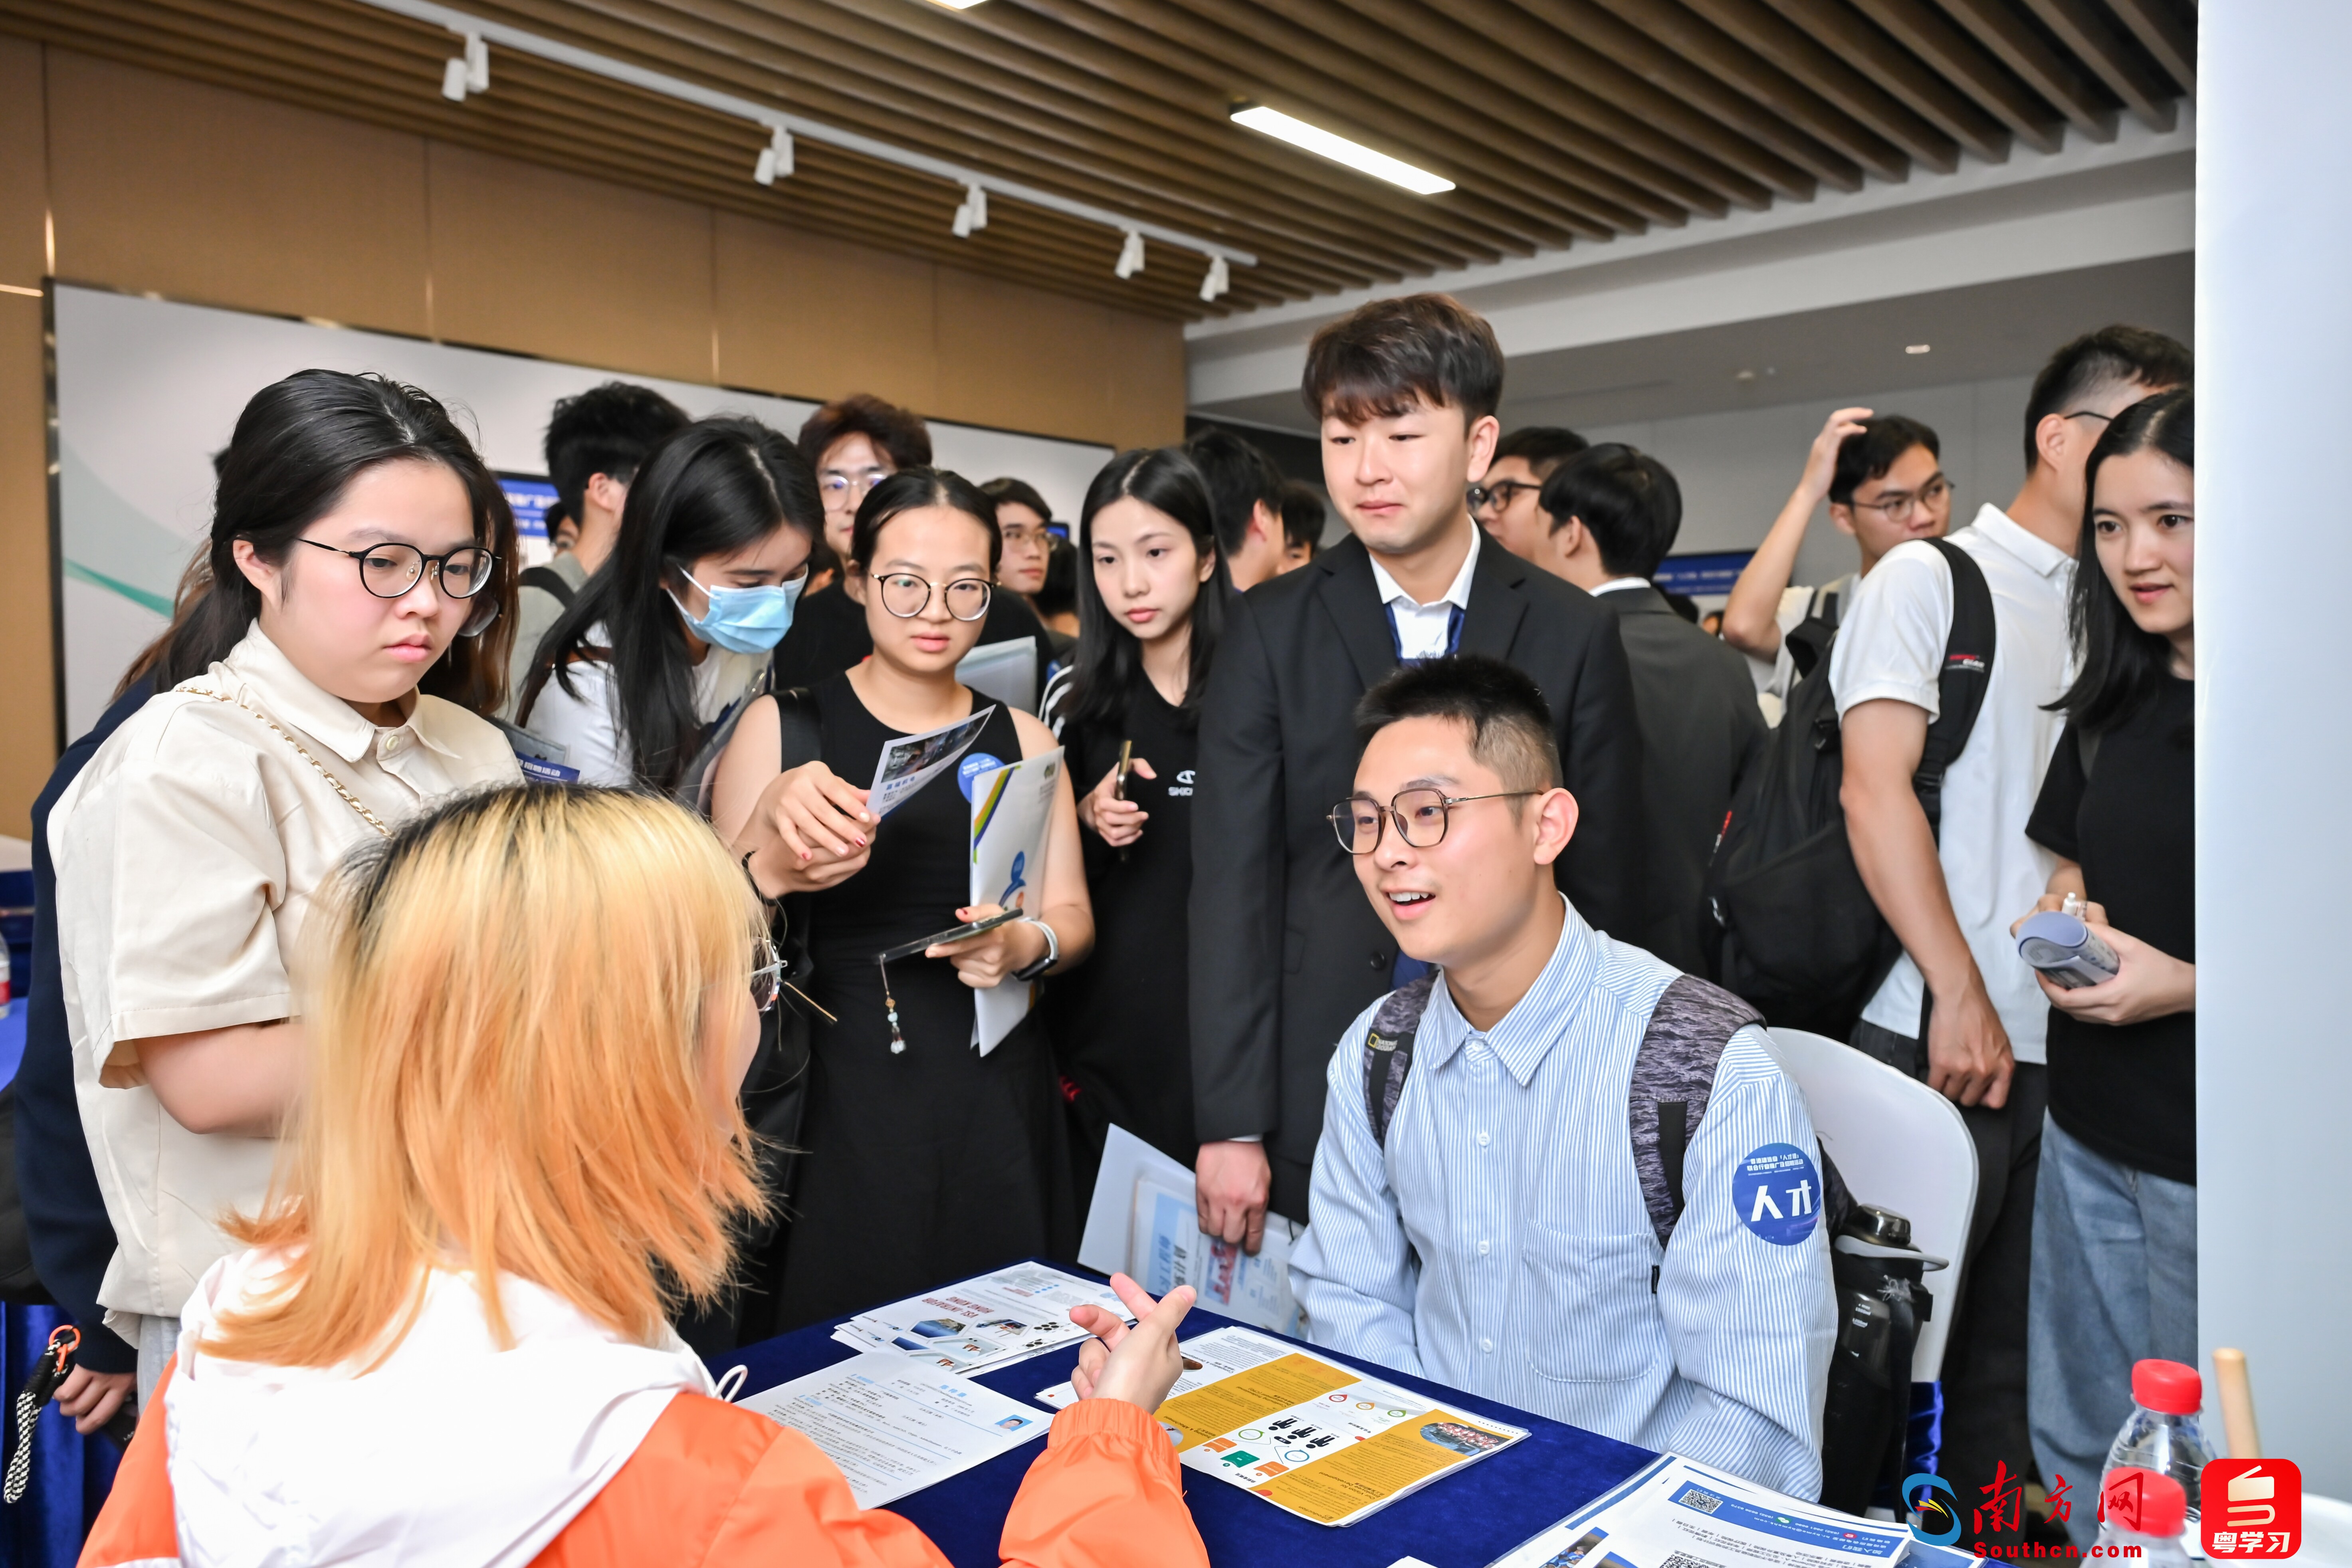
[716,1281,1656,1568]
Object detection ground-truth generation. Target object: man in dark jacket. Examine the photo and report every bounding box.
[1500,443,1766,974]
[1190,294,1645,1243]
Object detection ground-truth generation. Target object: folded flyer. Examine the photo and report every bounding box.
[868,705,997,818]
[1490,1454,1915,1568]
[1077,1123,1304,1335]
[831,1262,1131,1378]
[1040,1325,1524,1528]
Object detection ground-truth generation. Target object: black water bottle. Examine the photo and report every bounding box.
[1818,1205,1930,1513]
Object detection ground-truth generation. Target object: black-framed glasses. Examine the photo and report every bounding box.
[297,537,496,599]
[1468,479,1542,513]
[877,573,993,621]
[1845,475,1953,524]
[1328,787,1543,854]
[2063,410,2116,425]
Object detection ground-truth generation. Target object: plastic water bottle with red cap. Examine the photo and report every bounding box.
[2105,1360,2216,1538]
[2098,1468,2194,1568]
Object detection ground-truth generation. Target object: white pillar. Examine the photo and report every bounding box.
[2197,0,2352,1494]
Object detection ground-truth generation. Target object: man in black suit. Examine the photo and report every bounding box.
[1189,295,1646,1245]
[1496,442,1765,975]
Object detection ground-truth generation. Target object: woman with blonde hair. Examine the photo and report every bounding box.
[81,785,1205,1568]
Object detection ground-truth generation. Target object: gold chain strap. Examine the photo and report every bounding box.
[186,690,393,838]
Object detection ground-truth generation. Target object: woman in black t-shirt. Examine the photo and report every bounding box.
[1041,448,1228,1200]
[2013,389,2195,1526]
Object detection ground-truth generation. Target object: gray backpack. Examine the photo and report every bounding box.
[1362,970,1849,1265]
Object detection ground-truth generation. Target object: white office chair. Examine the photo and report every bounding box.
[1764,1027,1979,1382]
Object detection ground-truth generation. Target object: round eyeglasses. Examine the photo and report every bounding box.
[1328,787,1543,854]
[1468,479,1542,515]
[820,470,890,503]
[298,537,496,599]
[877,573,993,622]
[1844,476,1952,526]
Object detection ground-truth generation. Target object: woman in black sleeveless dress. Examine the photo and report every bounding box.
[1041,449,1228,1200]
[713,469,1093,1328]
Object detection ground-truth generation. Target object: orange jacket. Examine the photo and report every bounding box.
[82,1360,1210,1568]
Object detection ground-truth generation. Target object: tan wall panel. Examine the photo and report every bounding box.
[427,142,715,385]
[1104,307,1189,450]
[45,52,430,336]
[0,38,48,289]
[934,268,1112,444]
[713,211,937,413]
[0,37,50,835]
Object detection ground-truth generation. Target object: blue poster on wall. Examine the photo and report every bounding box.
[498,473,559,542]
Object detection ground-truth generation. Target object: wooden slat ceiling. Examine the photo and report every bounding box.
[2,0,2195,320]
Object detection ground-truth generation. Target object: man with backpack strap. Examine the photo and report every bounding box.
[1290,657,1835,1498]
[1834,326,2189,1542]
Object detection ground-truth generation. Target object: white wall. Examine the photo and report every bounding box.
[1579,373,2033,588]
[2197,0,2352,1495]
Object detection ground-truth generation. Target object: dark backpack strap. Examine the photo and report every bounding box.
[1363,970,1443,1149]
[773,686,823,772]
[1630,975,1763,1251]
[517,563,578,610]
[1912,538,1997,839]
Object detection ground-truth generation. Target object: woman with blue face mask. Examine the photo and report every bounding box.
[521,418,819,794]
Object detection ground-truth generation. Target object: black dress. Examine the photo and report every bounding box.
[1046,681,1199,1200]
[773,674,1074,1328]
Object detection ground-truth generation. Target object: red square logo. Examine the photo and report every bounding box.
[2202,1459,2302,1558]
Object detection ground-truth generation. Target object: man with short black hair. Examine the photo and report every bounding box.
[1191,293,1643,1246]
[799,393,933,563]
[1291,654,1833,1495]
[1721,411,1953,710]
[1186,428,1288,591]
[1500,444,1763,973]
[504,382,689,716]
[1835,324,2188,1544]
[1471,424,1587,547]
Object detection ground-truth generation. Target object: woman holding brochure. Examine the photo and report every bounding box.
[1039,448,1227,1189]
[80,785,1207,1568]
[715,469,1092,1328]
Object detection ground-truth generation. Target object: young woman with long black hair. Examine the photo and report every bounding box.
[712,468,1092,1327]
[52,369,523,1402]
[1039,448,1226,1189]
[520,418,819,796]
[2011,387,2196,1539]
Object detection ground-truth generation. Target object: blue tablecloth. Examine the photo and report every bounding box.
[716,1283,1657,1568]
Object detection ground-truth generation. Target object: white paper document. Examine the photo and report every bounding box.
[830,1262,1131,1378]
[868,705,998,818]
[1041,1325,1524,1528]
[738,1350,1049,1509]
[956,635,1038,714]
[967,747,1061,1054]
[1078,1123,1303,1335]
[1489,1454,1915,1568]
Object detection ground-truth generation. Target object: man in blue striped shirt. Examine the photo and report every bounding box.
[1290,657,1836,1498]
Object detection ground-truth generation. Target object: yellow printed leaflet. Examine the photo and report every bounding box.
[1155,1354,1355,1450]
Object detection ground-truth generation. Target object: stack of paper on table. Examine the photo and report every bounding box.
[830,1262,1132,1377]
[1036,1324,1526,1528]
[1489,1453,1918,1568]
[1078,1124,1305,1336]
[737,1352,1051,1510]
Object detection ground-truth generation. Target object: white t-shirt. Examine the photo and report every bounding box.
[1829,505,2074,1060]
[523,624,766,787]
[1367,524,1479,659]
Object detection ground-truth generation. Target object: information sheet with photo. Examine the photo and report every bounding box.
[830,1262,1131,1378]
[1039,1325,1524,1528]
[869,705,998,818]
[738,1350,1048,1509]
[1490,1454,1915,1568]
[1078,1123,1304,1336]
[967,747,1061,1054]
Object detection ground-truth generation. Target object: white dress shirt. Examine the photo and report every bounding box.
[50,623,521,1328]
[1367,524,1480,660]
[1589,576,1650,597]
[1290,897,1836,1497]
[1829,504,2074,1058]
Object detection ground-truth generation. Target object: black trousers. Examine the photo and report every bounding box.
[1851,1019,2047,1547]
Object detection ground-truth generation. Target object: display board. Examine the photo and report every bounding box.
[51,284,1114,735]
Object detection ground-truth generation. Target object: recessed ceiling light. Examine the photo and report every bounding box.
[925,0,987,9]
[1906,343,1932,354]
[1230,105,1454,195]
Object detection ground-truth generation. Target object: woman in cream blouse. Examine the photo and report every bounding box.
[50,369,524,1400]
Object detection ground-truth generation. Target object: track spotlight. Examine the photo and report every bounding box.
[441,57,468,101]
[951,183,987,237]
[442,33,486,101]
[1199,254,1230,303]
[1115,230,1145,280]
[754,126,794,186]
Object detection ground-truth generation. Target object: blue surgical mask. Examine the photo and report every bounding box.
[670,569,806,654]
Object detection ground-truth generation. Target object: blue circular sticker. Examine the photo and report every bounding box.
[1732,1142,1822,1246]
[957,752,1005,801]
